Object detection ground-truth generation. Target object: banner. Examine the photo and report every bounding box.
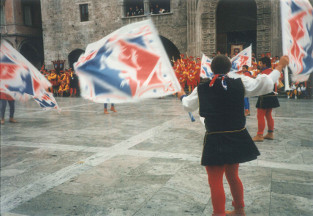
[33,90,60,111]
[230,45,252,72]
[281,0,313,82]
[0,40,59,110]
[74,19,181,103]
[200,54,213,78]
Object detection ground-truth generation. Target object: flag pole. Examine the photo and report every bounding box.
[284,66,291,91]
[280,0,291,91]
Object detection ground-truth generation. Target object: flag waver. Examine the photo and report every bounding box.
[230,45,252,72]
[281,0,313,82]
[74,19,181,103]
[0,40,59,110]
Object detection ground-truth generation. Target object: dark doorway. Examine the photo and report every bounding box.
[159,36,180,66]
[216,0,257,56]
[19,42,43,68]
[68,49,85,69]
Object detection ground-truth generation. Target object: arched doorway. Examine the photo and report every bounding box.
[216,0,257,56]
[159,35,180,65]
[19,42,43,68]
[68,49,85,69]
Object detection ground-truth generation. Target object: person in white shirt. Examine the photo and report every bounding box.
[298,83,308,99]
[177,55,289,216]
[287,83,297,99]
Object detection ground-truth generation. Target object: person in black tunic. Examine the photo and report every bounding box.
[253,57,280,142]
[69,70,79,97]
[177,55,289,216]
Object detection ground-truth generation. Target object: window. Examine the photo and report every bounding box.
[23,5,33,26]
[80,4,89,22]
[0,4,4,26]
[150,0,170,14]
[125,0,144,17]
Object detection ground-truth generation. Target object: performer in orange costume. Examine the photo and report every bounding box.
[58,81,69,96]
[48,70,59,95]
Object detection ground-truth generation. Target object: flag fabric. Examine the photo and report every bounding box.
[230,45,252,72]
[200,54,213,78]
[33,90,60,111]
[281,0,313,82]
[74,19,181,103]
[0,40,59,110]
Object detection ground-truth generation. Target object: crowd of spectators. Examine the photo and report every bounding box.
[125,2,170,17]
[287,82,310,99]
[126,6,144,17]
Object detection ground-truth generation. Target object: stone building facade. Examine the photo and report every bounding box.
[188,0,282,57]
[0,0,43,68]
[40,0,187,69]
[7,0,312,69]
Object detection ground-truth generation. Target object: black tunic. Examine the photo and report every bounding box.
[198,77,260,166]
[256,68,280,109]
[69,74,79,88]
[256,92,280,109]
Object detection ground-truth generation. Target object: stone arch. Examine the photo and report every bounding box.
[19,40,43,68]
[159,35,180,65]
[197,0,272,57]
[3,39,14,47]
[68,49,85,70]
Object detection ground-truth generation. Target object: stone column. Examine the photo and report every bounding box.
[200,0,217,56]
[270,0,282,57]
[256,0,272,58]
[187,0,197,56]
[144,0,150,15]
[118,0,125,17]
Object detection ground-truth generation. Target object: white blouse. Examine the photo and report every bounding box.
[181,70,281,113]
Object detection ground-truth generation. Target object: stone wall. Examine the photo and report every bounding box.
[41,0,187,69]
[198,0,218,57]
[1,0,42,48]
[191,0,285,58]
[1,0,43,67]
[42,0,313,67]
[256,0,272,57]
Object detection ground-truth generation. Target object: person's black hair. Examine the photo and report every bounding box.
[242,65,249,69]
[211,55,231,74]
[260,57,271,68]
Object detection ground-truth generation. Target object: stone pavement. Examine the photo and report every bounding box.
[1,96,312,216]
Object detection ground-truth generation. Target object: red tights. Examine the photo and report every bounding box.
[257,108,274,135]
[205,164,244,215]
[70,88,77,96]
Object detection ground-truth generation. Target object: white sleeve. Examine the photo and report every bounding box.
[229,70,281,97]
[181,87,199,112]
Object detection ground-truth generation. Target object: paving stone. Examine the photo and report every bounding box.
[1,97,312,215]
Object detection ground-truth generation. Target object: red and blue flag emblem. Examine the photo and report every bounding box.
[281,0,313,81]
[74,20,181,103]
[0,40,59,110]
[230,45,252,72]
[200,54,213,78]
[33,90,59,111]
